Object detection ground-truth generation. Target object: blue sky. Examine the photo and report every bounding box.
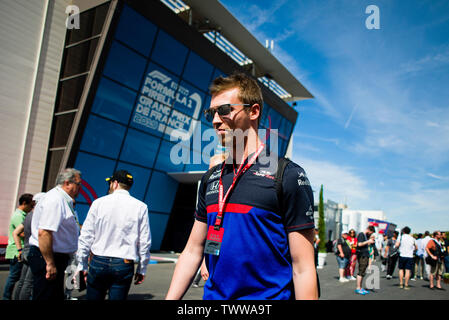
[220,0,449,233]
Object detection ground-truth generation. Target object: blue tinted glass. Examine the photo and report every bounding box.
[212,68,227,80]
[172,81,205,119]
[148,212,170,250]
[151,30,188,75]
[280,118,294,140]
[119,128,160,167]
[114,5,157,57]
[260,104,270,128]
[268,108,283,132]
[199,95,212,126]
[129,63,178,137]
[91,77,136,124]
[103,41,147,90]
[183,51,214,91]
[145,171,178,213]
[116,162,152,201]
[74,203,90,226]
[73,151,116,204]
[154,140,186,172]
[79,115,126,158]
[183,150,208,172]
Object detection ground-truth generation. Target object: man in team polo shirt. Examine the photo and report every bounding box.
[166,72,317,300]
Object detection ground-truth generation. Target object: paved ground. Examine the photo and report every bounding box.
[0,252,448,300]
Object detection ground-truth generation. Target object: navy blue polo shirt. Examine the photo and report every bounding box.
[195,157,315,300]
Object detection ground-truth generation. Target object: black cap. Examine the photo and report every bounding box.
[106,170,133,187]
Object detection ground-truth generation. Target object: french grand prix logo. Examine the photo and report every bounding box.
[133,68,202,140]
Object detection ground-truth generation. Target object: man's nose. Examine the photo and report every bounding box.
[212,110,222,126]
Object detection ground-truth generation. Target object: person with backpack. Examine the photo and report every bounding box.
[385,231,400,280]
[425,231,445,290]
[335,232,352,283]
[166,72,318,300]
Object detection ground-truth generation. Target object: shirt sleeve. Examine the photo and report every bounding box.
[136,204,151,276]
[194,172,208,223]
[38,197,63,232]
[281,162,315,233]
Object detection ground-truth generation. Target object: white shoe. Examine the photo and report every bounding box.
[339,277,349,283]
[349,276,356,281]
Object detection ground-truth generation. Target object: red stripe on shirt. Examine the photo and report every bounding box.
[206,203,253,215]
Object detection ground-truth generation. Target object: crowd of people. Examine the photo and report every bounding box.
[332,226,449,295]
[2,168,152,300]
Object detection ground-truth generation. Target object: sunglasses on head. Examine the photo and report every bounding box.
[203,103,251,122]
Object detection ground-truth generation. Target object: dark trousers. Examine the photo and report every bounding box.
[2,257,23,300]
[28,245,70,300]
[86,255,135,300]
[387,254,399,276]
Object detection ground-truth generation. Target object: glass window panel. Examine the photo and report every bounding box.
[103,41,147,90]
[212,68,227,80]
[79,115,126,158]
[199,94,213,126]
[145,171,178,213]
[50,112,76,148]
[183,51,214,91]
[267,107,283,131]
[259,104,268,129]
[172,81,204,119]
[150,30,188,75]
[129,63,178,138]
[73,203,90,226]
[56,75,86,112]
[119,128,160,167]
[147,212,170,250]
[91,77,136,124]
[114,5,157,57]
[115,162,152,201]
[183,150,209,172]
[62,38,99,78]
[66,4,109,45]
[73,151,116,204]
[154,140,187,173]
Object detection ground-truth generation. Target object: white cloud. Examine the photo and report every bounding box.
[292,155,370,205]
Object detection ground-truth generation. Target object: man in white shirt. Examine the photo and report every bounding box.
[395,226,417,290]
[28,168,82,300]
[77,170,151,300]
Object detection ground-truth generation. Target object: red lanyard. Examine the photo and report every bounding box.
[214,143,265,230]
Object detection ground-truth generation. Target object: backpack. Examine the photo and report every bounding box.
[333,239,339,255]
[202,157,321,298]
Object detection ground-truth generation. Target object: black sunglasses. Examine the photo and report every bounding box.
[203,104,251,122]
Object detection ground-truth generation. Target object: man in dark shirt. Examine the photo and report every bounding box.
[336,232,352,282]
[166,72,318,300]
[355,226,375,295]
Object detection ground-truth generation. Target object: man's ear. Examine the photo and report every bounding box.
[249,104,261,122]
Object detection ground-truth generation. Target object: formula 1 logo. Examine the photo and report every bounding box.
[148,70,171,84]
[133,67,202,141]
